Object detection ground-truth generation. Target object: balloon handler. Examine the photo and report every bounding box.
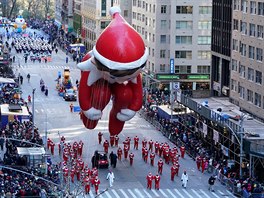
[77,7,148,136]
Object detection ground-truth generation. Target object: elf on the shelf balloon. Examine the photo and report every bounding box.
[77,7,148,135]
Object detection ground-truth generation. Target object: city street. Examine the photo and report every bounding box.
[10,29,235,198]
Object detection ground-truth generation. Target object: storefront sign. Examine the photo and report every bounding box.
[170,59,174,74]
[156,74,210,81]
[203,123,208,135]
[187,75,210,80]
[213,129,219,144]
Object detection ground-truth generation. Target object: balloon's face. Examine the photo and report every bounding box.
[15,18,25,25]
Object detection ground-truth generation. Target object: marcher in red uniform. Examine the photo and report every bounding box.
[94,176,100,195]
[63,166,69,182]
[78,140,84,156]
[134,136,139,150]
[180,146,185,158]
[196,155,202,171]
[117,147,122,161]
[148,139,154,152]
[129,152,134,166]
[144,147,148,163]
[50,141,55,155]
[70,167,75,183]
[154,174,161,190]
[171,164,177,181]
[98,131,103,144]
[157,159,164,175]
[146,172,154,190]
[110,135,115,147]
[164,149,170,164]
[201,157,206,173]
[114,135,119,147]
[175,162,180,176]
[103,140,109,153]
[126,137,131,150]
[142,138,147,148]
[61,135,66,142]
[158,143,164,157]
[124,145,129,159]
[76,165,82,181]
[154,141,159,154]
[83,176,90,194]
[47,138,51,150]
[150,152,155,166]
[73,141,78,157]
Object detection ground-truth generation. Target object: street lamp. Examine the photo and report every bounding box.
[32,88,36,138]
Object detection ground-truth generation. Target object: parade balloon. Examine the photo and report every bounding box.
[77,7,148,135]
[14,16,27,33]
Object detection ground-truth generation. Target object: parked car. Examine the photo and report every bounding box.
[63,88,77,101]
[91,150,109,169]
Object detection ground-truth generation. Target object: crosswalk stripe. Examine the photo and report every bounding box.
[119,189,129,198]
[212,192,221,198]
[104,191,112,198]
[127,189,137,198]
[159,189,168,197]
[151,189,160,197]
[226,190,236,197]
[217,190,224,195]
[143,189,152,198]
[191,189,203,198]
[174,189,185,198]
[166,189,177,198]
[200,189,211,198]
[134,188,144,198]
[111,189,120,198]
[89,191,95,198]
[183,189,194,198]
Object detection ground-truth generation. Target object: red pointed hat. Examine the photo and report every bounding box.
[93,7,148,70]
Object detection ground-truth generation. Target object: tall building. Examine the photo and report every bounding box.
[230,0,264,121]
[55,0,74,33]
[211,0,233,96]
[132,0,212,96]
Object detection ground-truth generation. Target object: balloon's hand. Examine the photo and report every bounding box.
[117,109,136,121]
[83,107,102,120]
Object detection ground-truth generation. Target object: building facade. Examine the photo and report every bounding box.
[211,0,233,97]
[230,0,264,121]
[55,0,74,33]
[132,0,212,95]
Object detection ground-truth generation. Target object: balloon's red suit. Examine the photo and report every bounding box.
[77,7,148,136]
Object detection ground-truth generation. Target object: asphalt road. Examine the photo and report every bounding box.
[8,28,236,198]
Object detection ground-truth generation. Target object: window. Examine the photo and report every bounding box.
[198,51,211,59]
[233,19,239,30]
[197,65,210,74]
[176,21,193,29]
[175,65,191,73]
[160,50,166,58]
[133,0,137,6]
[160,64,165,72]
[152,34,155,42]
[161,20,167,28]
[234,0,239,10]
[198,21,212,30]
[240,42,247,56]
[101,21,110,29]
[249,23,256,36]
[257,48,263,61]
[247,90,253,103]
[250,1,257,14]
[239,65,246,78]
[160,35,166,43]
[138,0,141,8]
[255,93,261,107]
[233,39,239,51]
[153,5,156,13]
[176,6,193,14]
[241,0,248,13]
[199,6,212,14]
[231,59,238,71]
[248,68,254,81]
[249,46,255,59]
[175,36,192,44]
[257,25,264,38]
[256,70,262,84]
[175,51,192,59]
[240,21,247,35]
[161,5,167,13]
[101,0,106,16]
[258,2,264,15]
[132,12,136,19]
[152,49,154,57]
[231,79,237,91]
[239,86,245,99]
[124,10,128,17]
[198,36,211,45]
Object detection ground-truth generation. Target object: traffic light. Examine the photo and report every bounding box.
[223,127,227,135]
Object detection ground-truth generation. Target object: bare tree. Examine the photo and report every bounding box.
[43,0,52,19]
[8,0,17,18]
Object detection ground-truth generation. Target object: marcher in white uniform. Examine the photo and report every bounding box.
[181,170,189,188]
[106,170,115,187]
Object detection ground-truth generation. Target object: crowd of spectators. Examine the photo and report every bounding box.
[142,88,264,197]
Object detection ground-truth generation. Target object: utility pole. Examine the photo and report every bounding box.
[239,114,245,178]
